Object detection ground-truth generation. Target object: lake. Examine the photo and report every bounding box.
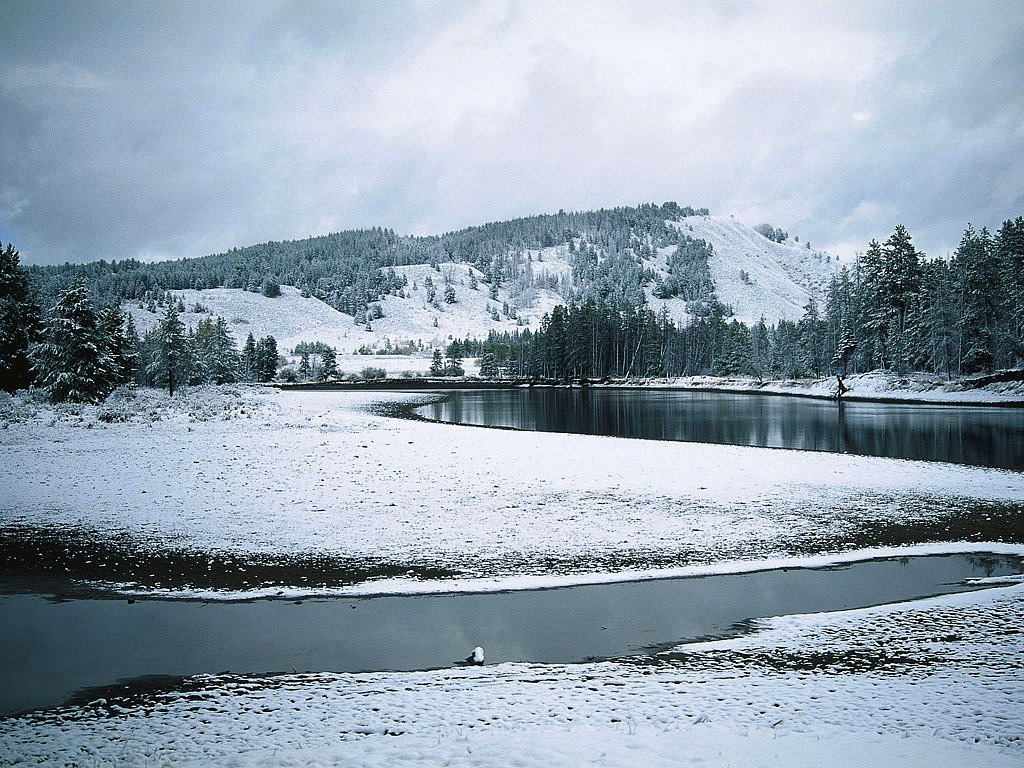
[416,388,1024,468]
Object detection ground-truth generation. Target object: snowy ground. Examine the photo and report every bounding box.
[2,386,1023,765]
[2,582,1022,766]
[2,386,1022,595]
[663,214,838,325]
[619,370,1024,405]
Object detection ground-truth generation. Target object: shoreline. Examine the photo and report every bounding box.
[276,371,1024,407]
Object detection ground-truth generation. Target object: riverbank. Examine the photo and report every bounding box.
[278,369,1024,406]
[3,580,1022,767]
[3,386,1023,597]
[3,385,1023,766]
[616,370,1024,406]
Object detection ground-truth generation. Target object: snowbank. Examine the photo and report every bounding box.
[3,388,1022,597]
[617,370,1024,405]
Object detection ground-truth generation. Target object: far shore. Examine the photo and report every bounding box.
[276,369,1024,407]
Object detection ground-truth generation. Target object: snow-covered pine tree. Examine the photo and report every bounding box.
[478,349,498,378]
[429,349,444,376]
[97,304,131,391]
[254,336,278,382]
[241,333,257,381]
[148,303,187,396]
[31,284,113,403]
[319,346,338,380]
[0,243,40,392]
[122,313,140,383]
[445,341,464,377]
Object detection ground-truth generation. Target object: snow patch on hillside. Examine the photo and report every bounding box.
[123,263,566,358]
[667,215,839,325]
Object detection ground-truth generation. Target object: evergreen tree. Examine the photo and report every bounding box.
[31,284,112,403]
[0,243,40,392]
[797,298,826,376]
[97,304,131,390]
[254,336,279,382]
[479,348,498,377]
[319,346,338,380]
[429,348,444,376]
[123,313,141,384]
[149,303,187,396]
[241,333,257,380]
[445,340,464,376]
[298,351,311,379]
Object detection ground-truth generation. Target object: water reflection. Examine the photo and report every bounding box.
[421,389,1024,468]
[2,553,1019,715]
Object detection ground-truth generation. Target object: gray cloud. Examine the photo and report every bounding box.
[1,0,1021,265]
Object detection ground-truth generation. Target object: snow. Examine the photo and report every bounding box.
[618,370,1024,405]
[3,582,1023,766]
[3,386,1024,765]
[122,216,841,364]
[3,387,1022,594]
[123,266,561,358]
[662,215,838,325]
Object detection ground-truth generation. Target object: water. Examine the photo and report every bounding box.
[2,553,1019,716]
[417,389,1024,468]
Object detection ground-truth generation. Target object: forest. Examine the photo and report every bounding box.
[473,219,1024,381]
[2,203,1023,402]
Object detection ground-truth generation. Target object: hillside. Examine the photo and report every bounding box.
[668,215,838,325]
[125,213,839,361]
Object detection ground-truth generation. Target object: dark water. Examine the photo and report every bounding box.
[418,389,1024,468]
[2,553,1019,716]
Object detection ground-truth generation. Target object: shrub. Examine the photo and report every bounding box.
[360,366,386,380]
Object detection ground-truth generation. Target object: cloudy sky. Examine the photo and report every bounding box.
[2,0,1022,265]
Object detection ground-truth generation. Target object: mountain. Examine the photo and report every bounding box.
[666,215,837,325]
[39,203,839,354]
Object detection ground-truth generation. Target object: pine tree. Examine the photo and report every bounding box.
[298,351,311,379]
[254,336,279,382]
[97,304,131,390]
[798,298,826,376]
[241,333,257,380]
[445,341,464,376]
[319,346,338,380]
[149,303,187,396]
[479,349,498,377]
[31,284,112,403]
[123,313,141,383]
[0,243,40,392]
[429,348,444,376]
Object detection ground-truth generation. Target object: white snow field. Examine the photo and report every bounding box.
[666,214,838,325]
[2,387,1022,590]
[2,582,1022,766]
[2,386,1024,766]
[122,215,839,360]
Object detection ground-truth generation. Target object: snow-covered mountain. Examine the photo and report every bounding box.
[126,214,839,357]
[666,214,839,325]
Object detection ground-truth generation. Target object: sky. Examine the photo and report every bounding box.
[1,0,1022,266]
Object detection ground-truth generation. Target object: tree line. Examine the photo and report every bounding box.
[462,219,1024,380]
[1,245,284,401]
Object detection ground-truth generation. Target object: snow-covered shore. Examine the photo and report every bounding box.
[2,385,1024,766]
[2,386,1022,595]
[3,582,1022,767]
[606,370,1024,405]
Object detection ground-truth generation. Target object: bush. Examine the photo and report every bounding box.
[360,366,386,380]
[262,280,281,298]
